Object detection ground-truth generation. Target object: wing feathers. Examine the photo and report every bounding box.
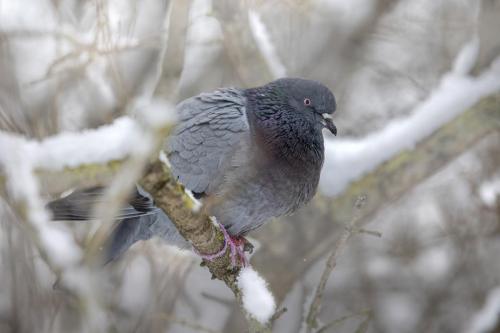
[166,88,249,194]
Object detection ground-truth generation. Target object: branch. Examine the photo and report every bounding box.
[305,195,367,332]
[0,120,276,332]
[139,160,274,332]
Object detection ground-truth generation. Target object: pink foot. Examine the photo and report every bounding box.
[195,223,251,267]
[228,235,249,267]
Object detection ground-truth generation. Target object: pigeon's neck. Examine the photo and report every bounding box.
[244,87,324,171]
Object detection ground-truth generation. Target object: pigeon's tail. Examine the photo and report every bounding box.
[47,186,189,263]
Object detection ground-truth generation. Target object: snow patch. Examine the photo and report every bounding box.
[452,36,479,76]
[0,132,82,268]
[237,267,276,324]
[32,117,141,171]
[184,189,203,212]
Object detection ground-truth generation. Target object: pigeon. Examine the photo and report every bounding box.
[48,78,337,263]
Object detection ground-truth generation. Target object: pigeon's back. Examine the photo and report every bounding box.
[166,88,251,195]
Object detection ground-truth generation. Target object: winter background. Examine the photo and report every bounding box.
[0,0,499,332]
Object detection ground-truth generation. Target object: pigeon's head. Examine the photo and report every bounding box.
[271,78,337,136]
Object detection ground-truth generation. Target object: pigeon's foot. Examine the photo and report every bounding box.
[230,235,254,254]
[195,223,249,267]
[227,235,250,267]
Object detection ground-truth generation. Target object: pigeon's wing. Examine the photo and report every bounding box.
[166,88,249,194]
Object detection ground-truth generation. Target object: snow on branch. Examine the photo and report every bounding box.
[0,100,178,330]
[32,117,142,170]
[0,99,277,332]
[237,267,277,324]
[139,160,277,332]
[321,38,500,196]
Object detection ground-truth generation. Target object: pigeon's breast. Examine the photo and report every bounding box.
[213,155,321,236]
[213,126,324,236]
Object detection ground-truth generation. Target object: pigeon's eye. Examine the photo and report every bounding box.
[303,98,312,106]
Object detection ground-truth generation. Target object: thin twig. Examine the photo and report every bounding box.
[305,195,368,332]
[316,309,371,333]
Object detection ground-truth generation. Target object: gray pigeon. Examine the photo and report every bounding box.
[49,78,337,262]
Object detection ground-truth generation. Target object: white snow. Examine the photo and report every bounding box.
[248,10,287,78]
[320,39,500,196]
[30,117,142,170]
[184,189,203,212]
[452,37,480,76]
[479,176,500,207]
[237,266,276,324]
[0,0,57,31]
[0,102,175,264]
[0,132,82,268]
[466,287,500,333]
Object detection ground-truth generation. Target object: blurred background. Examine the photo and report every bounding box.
[0,0,499,332]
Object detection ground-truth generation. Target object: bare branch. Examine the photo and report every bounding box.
[305,195,367,332]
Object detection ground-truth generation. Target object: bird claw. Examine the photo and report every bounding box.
[227,235,249,267]
[195,223,250,267]
[230,235,254,254]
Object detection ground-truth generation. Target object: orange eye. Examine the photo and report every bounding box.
[304,98,311,106]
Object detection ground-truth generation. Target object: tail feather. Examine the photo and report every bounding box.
[48,186,188,262]
[48,186,160,221]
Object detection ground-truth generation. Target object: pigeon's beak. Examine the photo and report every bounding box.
[321,113,337,136]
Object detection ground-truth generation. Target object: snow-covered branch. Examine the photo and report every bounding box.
[321,39,500,195]
[0,102,278,332]
[140,160,277,332]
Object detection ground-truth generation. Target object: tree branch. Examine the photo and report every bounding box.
[139,160,273,332]
[0,126,274,333]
